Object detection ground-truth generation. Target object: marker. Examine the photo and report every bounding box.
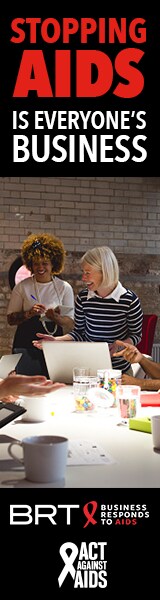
[31,294,37,301]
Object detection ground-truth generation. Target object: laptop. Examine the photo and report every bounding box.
[42,341,112,384]
[0,353,22,379]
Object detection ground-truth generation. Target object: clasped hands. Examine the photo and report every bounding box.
[29,304,61,321]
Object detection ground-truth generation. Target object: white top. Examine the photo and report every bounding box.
[7,276,75,319]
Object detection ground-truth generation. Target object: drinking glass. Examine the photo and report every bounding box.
[116,385,141,422]
[73,376,98,412]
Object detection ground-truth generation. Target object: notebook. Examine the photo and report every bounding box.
[0,353,22,379]
[42,341,112,384]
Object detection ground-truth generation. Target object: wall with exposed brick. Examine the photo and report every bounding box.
[0,176,160,354]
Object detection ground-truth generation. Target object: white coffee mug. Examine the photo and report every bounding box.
[17,395,51,422]
[8,435,69,483]
[151,415,160,450]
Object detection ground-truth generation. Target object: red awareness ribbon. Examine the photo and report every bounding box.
[83,500,98,528]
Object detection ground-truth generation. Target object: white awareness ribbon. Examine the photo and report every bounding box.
[58,542,78,587]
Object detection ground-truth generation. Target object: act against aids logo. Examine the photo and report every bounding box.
[58,541,107,589]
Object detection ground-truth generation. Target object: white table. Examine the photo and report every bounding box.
[0,386,160,488]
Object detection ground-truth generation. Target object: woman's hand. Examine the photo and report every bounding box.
[32,332,56,349]
[113,340,143,364]
[28,303,46,318]
[0,375,65,400]
[45,307,60,322]
[7,305,46,326]
[0,394,19,403]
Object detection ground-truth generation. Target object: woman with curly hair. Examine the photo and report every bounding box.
[7,233,74,376]
[33,246,143,375]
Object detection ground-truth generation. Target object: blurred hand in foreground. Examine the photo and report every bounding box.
[0,375,65,401]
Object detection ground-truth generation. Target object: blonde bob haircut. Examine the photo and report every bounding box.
[80,246,119,287]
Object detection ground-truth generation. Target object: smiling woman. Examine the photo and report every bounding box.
[34,246,143,375]
[7,232,74,376]
[69,246,143,374]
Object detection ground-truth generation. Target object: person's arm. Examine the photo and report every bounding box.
[33,291,87,348]
[61,281,75,334]
[34,291,85,346]
[114,340,160,379]
[122,373,160,391]
[33,332,73,349]
[109,295,143,356]
[0,375,65,400]
[68,293,86,341]
[126,295,143,346]
[44,308,74,334]
[136,355,160,379]
[7,282,46,325]
[57,315,74,335]
[43,281,75,334]
[7,304,46,326]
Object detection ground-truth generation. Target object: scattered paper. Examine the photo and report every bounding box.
[67,440,116,466]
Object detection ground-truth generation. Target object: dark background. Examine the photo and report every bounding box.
[1,487,159,595]
[0,15,159,176]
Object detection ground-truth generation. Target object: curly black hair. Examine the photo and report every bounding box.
[21,233,65,274]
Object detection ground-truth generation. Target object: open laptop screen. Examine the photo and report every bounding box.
[42,341,112,384]
[0,354,22,379]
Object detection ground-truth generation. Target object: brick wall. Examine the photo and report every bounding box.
[0,176,160,354]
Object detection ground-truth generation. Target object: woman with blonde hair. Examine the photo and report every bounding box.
[34,246,143,374]
[7,233,74,376]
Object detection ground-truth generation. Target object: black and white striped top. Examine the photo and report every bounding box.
[69,282,143,373]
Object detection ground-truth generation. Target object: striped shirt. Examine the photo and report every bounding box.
[69,281,143,373]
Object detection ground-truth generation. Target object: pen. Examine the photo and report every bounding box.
[30,294,37,301]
